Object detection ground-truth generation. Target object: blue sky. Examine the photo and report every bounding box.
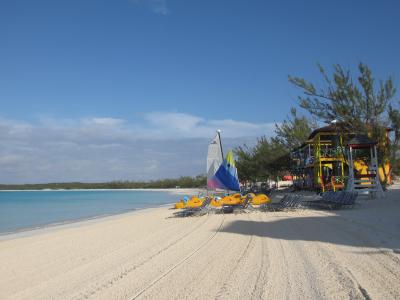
[0,0,399,183]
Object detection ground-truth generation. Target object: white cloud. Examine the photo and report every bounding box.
[145,111,203,133]
[0,154,23,165]
[84,117,126,127]
[0,112,274,183]
[143,112,275,138]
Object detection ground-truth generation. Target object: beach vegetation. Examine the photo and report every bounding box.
[0,175,207,190]
[235,109,314,182]
[236,62,400,182]
[289,62,399,179]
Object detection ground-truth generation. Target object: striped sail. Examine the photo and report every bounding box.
[207,133,223,189]
[207,132,240,191]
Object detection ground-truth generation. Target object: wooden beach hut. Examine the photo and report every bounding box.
[290,124,392,193]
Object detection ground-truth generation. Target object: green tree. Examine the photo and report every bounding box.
[261,137,291,179]
[289,63,396,134]
[235,109,315,183]
[235,136,289,183]
[235,144,257,182]
[275,107,316,149]
[289,63,399,181]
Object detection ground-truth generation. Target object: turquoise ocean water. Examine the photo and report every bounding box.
[0,190,178,235]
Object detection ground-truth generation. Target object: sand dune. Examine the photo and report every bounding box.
[1,190,400,299]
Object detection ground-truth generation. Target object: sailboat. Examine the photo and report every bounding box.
[173,131,270,210]
[206,131,243,207]
[174,131,240,209]
[206,131,270,208]
[207,130,240,192]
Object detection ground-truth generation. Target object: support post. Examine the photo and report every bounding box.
[346,146,354,192]
[373,145,385,198]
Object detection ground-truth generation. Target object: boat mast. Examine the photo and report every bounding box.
[217,129,229,194]
[217,130,224,160]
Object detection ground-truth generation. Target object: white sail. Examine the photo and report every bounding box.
[206,132,223,185]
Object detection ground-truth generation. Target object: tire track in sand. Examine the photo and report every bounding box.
[74,215,211,300]
[249,213,269,300]
[129,215,226,300]
[215,214,255,300]
[285,212,382,299]
[318,217,400,299]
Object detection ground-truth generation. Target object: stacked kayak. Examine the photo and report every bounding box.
[174,196,205,209]
[173,193,271,209]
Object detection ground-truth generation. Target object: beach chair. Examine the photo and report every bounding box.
[222,194,252,213]
[174,197,212,217]
[304,191,357,210]
[325,191,358,207]
[286,194,304,209]
[331,176,345,192]
[303,191,339,210]
[265,194,304,211]
[319,176,333,193]
[337,191,357,208]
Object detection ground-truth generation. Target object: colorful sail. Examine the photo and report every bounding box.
[214,150,240,191]
[207,132,224,189]
[207,132,240,191]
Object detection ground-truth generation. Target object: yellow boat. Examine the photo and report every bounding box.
[174,200,186,209]
[221,194,242,206]
[210,196,222,207]
[243,193,255,201]
[173,195,205,209]
[250,194,271,205]
[185,196,205,208]
[175,193,270,209]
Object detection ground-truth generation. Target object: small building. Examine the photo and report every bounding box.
[290,124,392,192]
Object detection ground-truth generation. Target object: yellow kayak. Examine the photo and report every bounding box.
[185,196,204,208]
[250,194,271,205]
[174,200,186,209]
[210,197,222,207]
[174,193,270,209]
[221,195,242,206]
[173,195,204,209]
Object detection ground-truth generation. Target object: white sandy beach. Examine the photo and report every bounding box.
[1,190,400,300]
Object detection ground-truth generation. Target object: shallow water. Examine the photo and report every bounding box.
[0,190,178,234]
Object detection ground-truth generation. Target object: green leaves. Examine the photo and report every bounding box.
[235,110,314,182]
[289,62,400,177]
[289,62,396,134]
[275,108,316,149]
[236,62,400,182]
